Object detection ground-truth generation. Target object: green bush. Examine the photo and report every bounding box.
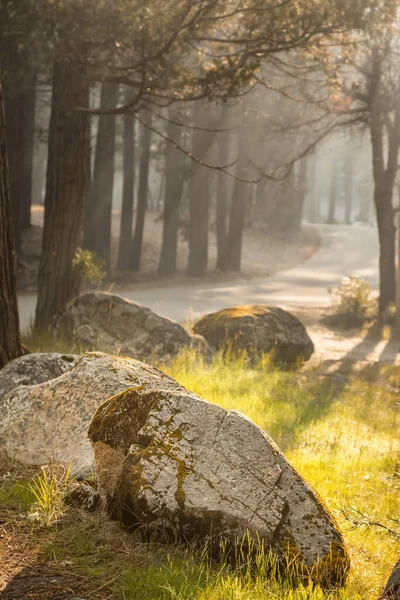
[331,276,377,323]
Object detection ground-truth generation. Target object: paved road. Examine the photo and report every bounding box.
[18,224,379,331]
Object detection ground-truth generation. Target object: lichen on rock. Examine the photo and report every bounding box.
[89,378,349,587]
[193,305,314,366]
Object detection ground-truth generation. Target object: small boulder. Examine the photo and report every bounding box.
[64,483,100,512]
[53,291,208,362]
[379,560,400,600]
[89,377,349,586]
[193,305,314,366]
[0,352,176,476]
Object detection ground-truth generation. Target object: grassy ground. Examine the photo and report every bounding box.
[1,350,399,599]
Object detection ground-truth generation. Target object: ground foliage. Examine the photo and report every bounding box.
[1,349,399,598]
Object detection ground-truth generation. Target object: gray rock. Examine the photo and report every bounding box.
[0,353,78,398]
[193,305,314,366]
[53,291,209,362]
[64,482,100,511]
[0,352,174,476]
[89,373,349,586]
[379,560,400,600]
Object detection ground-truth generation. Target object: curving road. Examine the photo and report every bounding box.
[18,224,379,332]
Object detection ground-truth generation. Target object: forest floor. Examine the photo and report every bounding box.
[1,346,400,599]
[17,206,320,292]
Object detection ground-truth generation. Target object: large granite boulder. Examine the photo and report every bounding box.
[0,352,173,476]
[53,291,207,362]
[193,305,314,366]
[89,377,349,586]
[379,560,400,600]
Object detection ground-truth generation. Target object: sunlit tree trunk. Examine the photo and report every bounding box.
[216,130,230,271]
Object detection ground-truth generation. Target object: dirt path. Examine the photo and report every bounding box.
[293,308,400,368]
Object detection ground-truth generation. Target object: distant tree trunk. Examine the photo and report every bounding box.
[90,82,118,273]
[131,114,152,272]
[20,73,36,230]
[225,164,249,271]
[216,131,230,271]
[83,116,93,249]
[344,158,353,225]
[117,91,136,270]
[0,83,22,368]
[35,57,88,330]
[158,112,184,277]
[327,162,337,224]
[295,155,308,229]
[1,43,35,249]
[187,103,213,277]
[357,190,371,223]
[307,151,319,223]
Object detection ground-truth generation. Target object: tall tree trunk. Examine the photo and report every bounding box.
[90,82,118,273]
[35,57,88,330]
[225,165,249,271]
[1,42,35,250]
[307,151,319,223]
[344,157,353,225]
[158,112,183,277]
[83,115,93,249]
[375,185,396,317]
[357,190,371,223]
[117,89,136,270]
[21,73,36,230]
[327,161,337,224]
[216,131,230,272]
[187,104,212,277]
[131,115,152,271]
[0,83,22,367]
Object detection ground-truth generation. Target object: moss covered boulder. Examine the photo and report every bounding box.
[53,291,209,363]
[89,380,349,587]
[193,305,314,365]
[0,352,176,477]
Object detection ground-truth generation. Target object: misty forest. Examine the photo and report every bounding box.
[1,1,400,599]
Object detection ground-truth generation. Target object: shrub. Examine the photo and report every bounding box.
[331,276,377,324]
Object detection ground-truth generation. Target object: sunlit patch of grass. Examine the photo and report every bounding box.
[26,462,73,527]
[162,349,400,599]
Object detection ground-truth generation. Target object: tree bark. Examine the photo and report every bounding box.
[90,82,118,273]
[224,164,249,272]
[187,104,212,277]
[83,116,93,249]
[158,112,184,277]
[35,57,88,330]
[327,161,337,224]
[131,114,152,271]
[1,42,35,250]
[21,73,36,230]
[117,89,136,270]
[344,157,353,225]
[375,184,396,317]
[216,131,230,272]
[0,83,22,367]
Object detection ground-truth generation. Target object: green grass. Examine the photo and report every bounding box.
[3,348,399,599]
